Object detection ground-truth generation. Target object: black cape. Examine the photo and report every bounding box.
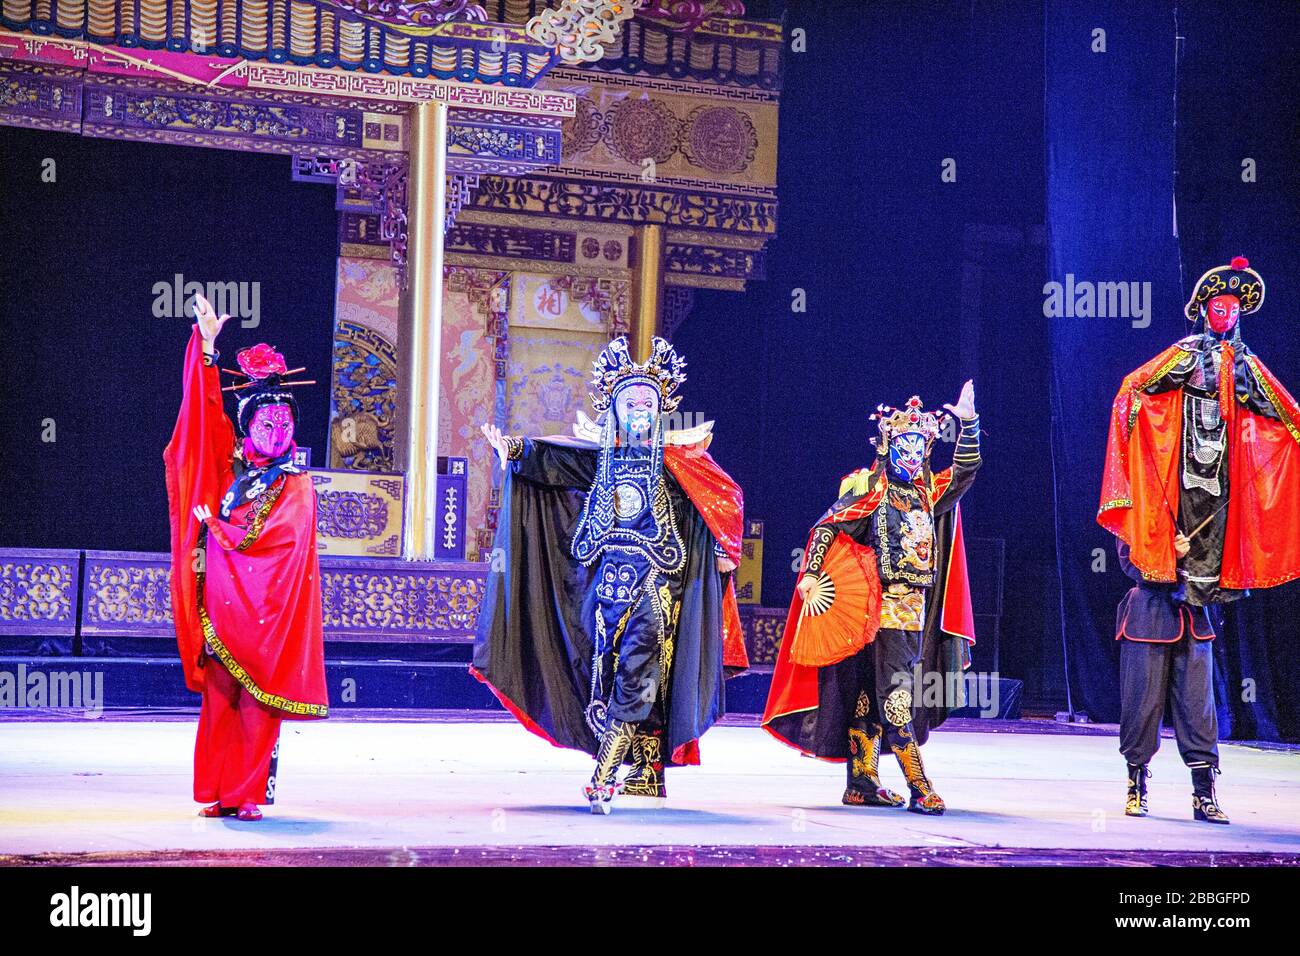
[471,438,733,765]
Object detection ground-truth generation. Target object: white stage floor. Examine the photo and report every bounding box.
[2,717,1298,861]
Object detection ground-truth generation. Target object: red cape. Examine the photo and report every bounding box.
[1098,341,1300,588]
[164,328,328,718]
[664,442,748,672]
[762,470,975,755]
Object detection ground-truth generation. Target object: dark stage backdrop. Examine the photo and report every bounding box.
[0,1,1297,738]
[1044,0,1185,725]
[677,0,1058,705]
[1043,0,1300,738]
[0,129,338,553]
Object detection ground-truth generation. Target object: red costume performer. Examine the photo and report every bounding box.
[164,295,327,822]
[1099,256,1300,823]
[763,388,979,814]
[1098,261,1300,593]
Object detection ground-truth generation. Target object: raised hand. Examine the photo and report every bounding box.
[193,504,214,523]
[944,379,976,420]
[192,292,230,346]
[480,422,510,472]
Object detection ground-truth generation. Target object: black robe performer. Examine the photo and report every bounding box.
[472,336,747,814]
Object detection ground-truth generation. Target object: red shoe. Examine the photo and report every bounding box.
[198,803,236,818]
[235,803,263,822]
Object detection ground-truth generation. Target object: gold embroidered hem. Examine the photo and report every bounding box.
[195,518,329,719]
[879,584,924,632]
[235,479,284,551]
[1248,355,1300,445]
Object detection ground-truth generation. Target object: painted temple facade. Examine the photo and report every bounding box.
[0,0,784,662]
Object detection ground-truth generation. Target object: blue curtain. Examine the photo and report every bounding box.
[1046,0,1184,722]
[1048,0,1300,740]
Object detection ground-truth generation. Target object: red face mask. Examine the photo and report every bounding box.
[1204,293,1240,335]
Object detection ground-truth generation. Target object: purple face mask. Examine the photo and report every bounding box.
[247,403,295,458]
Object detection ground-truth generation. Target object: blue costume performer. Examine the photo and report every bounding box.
[765,384,981,814]
[473,337,747,814]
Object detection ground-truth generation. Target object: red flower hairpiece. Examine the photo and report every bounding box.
[236,344,288,381]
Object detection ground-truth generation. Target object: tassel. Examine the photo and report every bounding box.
[1219,343,1235,419]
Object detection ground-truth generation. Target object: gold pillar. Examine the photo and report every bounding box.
[399,101,450,561]
[631,223,665,360]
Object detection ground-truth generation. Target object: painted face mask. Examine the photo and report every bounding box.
[247,403,295,458]
[614,383,660,443]
[1184,257,1262,332]
[1204,293,1241,336]
[889,431,928,481]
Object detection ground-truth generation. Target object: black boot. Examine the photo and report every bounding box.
[583,719,635,815]
[843,720,904,808]
[618,728,667,806]
[889,728,945,815]
[1191,765,1230,825]
[1125,763,1150,817]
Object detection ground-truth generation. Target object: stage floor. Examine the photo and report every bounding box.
[2,715,1298,866]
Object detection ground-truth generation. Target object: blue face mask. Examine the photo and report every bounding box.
[612,383,660,443]
[888,432,927,481]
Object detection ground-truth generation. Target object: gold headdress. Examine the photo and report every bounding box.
[589,335,687,415]
[871,396,942,456]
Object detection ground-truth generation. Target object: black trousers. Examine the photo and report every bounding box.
[595,565,682,729]
[1118,636,1219,768]
[842,627,922,741]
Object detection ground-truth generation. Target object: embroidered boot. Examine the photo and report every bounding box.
[1125,763,1150,817]
[891,734,946,815]
[618,728,667,807]
[1191,765,1230,825]
[843,720,905,808]
[583,719,635,815]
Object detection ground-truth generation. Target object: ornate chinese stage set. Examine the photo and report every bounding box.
[0,0,790,711]
[2,1,1299,869]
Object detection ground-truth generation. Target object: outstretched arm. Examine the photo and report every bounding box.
[1137,350,1195,396]
[933,380,981,515]
[1240,355,1290,421]
[164,294,238,537]
[479,422,595,488]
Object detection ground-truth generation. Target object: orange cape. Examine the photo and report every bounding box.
[1097,342,1300,588]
